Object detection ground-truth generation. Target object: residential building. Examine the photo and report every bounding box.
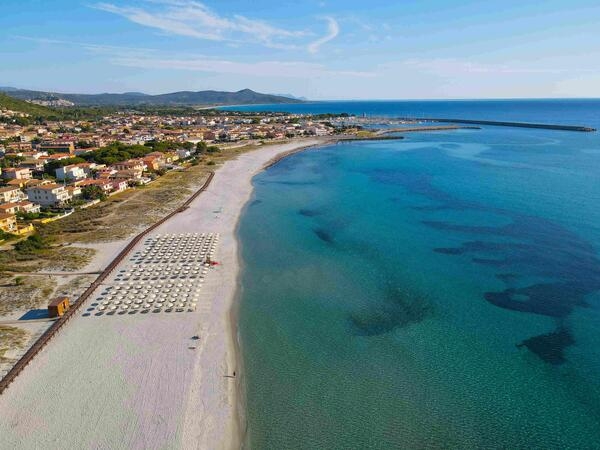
[111,180,128,194]
[56,164,87,181]
[176,148,192,159]
[1,167,32,180]
[26,184,72,207]
[0,203,18,214]
[0,186,27,204]
[0,212,17,233]
[0,201,40,215]
[39,141,75,154]
[78,179,114,195]
[113,160,146,173]
[20,159,46,173]
[65,185,82,199]
[15,201,41,214]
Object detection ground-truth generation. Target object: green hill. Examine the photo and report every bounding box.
[1,88,304,107]
[0,93,58,117]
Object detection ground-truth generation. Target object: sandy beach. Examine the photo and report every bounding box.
[0,138,327,450]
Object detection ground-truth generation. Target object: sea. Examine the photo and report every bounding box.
[232,100,600,449]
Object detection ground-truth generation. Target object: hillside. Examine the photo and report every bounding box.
[0,88,304,107]
[0,93,58,117]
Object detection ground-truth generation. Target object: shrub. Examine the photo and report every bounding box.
[13,234,48,253]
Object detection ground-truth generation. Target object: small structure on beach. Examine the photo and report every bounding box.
[48,297,70,318]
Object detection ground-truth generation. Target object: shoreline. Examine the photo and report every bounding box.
[228,137,337,449]
[0,137,339,449]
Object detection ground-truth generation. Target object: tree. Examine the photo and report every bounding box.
[196,141,208,154]
[81,185,107,201]
[0,155,25,168]
[14,234,48,254]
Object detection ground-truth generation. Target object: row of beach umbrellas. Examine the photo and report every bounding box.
[84,232,218,318]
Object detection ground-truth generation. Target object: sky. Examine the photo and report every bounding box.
[1,0,600,99]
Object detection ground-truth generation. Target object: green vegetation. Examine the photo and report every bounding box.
[0,93,57,118]
[13,233,50,254]
[0,230,16,242]
[16,211,55,221]
[0,154,25,168]
[144,140,193,152]
[80,140,193,165]
[81,142,154,165]
[81,185,107,201]
[0,93,122,123]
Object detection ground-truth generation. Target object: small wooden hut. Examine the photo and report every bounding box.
[48,297,70,318]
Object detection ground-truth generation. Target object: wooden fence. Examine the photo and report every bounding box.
[0,171,215,395]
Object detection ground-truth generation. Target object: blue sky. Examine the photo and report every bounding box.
[1,0,599,99]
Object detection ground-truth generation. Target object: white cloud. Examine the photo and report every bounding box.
[92,1,307,49]
[111,54,374,78]
[400,58,582,75]
[308,17,339,54]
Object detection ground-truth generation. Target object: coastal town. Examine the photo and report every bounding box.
[0,93,341,446]
[0,105,335,238]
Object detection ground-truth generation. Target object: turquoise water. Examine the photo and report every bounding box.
[237,107,600,448]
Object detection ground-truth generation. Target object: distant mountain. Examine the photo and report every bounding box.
[0,87,304,107]
[272,93,309,101]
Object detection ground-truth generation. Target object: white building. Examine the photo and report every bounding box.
[0,186,27,204]
[56,164,87,181]
[26,184,72,207]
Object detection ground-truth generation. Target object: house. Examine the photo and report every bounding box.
[39,141,75,155]
[78,179,114,195]
[0,203,19,214]
[176,148,192,159]
[141,156,161,172]
[113,160,146,178]
[14,201,41,214]
[0,201,40,215]
[203,131,217,141]
[95,168,117,179]
[1,167,32,180]
[26,184,72,207]
[20,159,46,173]
[0,186,27,204]
[56,164,87,181]
[112,159,147,178]
[111,180,128,194]
[0,212,17,233]
[65,185,82,199]
[162,152,180,163]
[39,153,71,163]
[48,297,70,318]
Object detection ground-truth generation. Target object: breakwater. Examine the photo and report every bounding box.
[397,117,596,132]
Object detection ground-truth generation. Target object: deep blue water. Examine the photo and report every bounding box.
[237,101,600,448]
[221,98,600,128]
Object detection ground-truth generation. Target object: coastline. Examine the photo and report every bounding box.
[229,137,338,448]
[0,137,335,449]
